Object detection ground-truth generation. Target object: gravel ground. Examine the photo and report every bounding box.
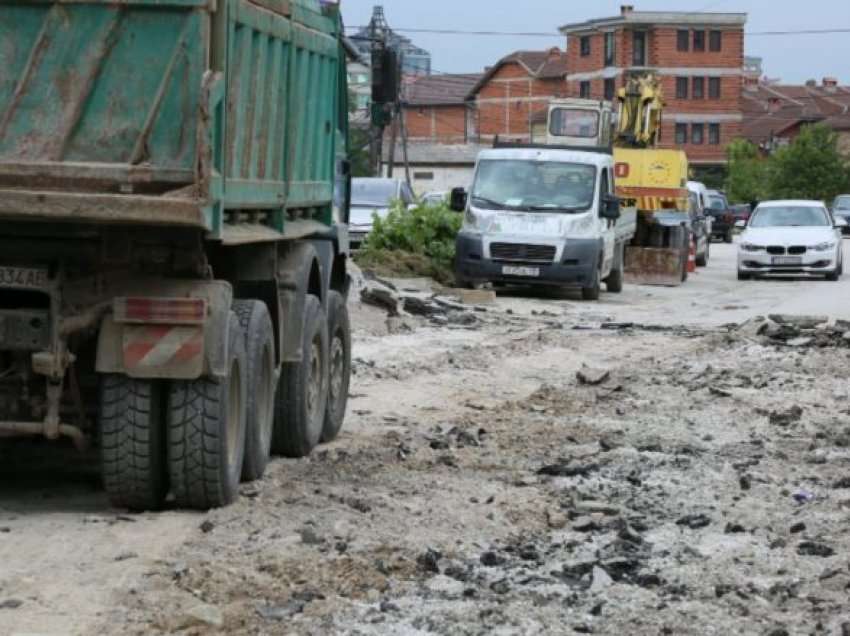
[1,243,850,636]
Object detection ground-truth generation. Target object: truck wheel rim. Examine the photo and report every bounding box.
[227,358,242,465]
[329,334,344,408]
[307,339,321,419]
[259,343,273,447]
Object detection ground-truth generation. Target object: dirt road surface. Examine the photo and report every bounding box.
[2,242,850,636]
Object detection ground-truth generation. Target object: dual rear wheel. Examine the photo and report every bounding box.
[101,292,351,511]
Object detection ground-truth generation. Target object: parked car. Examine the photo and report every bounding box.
[422,191,448,207]
[831,194,850,235]
[738,200,846,281]
[686,181,711,266]
[705,190,735,243]
[349,178,416,248]
[730,203,752,226]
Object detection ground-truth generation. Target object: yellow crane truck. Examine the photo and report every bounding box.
[547,74,693,285]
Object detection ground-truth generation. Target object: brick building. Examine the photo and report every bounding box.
[742,79,850,155]
[560,5,747,170]
[466,49,569,143]
[403,74,481,143]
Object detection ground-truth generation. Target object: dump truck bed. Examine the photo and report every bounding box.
[0,0,345,239]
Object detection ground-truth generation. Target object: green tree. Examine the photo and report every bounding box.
[349,126,374,177]
[767,123,850,202]
[725,138,768,204]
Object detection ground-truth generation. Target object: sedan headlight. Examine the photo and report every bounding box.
[810,242,836,252]
[741,242,765,252]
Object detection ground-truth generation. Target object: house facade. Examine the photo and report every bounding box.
[403,74,481,144]
[467,49,569,143]
[560,5,747,169]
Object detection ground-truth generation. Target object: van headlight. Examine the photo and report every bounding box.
[463,209,483,232]
[810,242,836,252]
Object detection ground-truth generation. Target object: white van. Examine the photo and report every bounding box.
[451,145,636,300]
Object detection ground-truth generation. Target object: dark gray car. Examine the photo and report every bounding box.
[832,195,850,235]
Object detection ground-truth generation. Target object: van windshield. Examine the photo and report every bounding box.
[549,109,600,139]
[471,160,597,212]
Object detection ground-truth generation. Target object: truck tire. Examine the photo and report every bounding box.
[581,266,601,301]
[234,300,275,482]
[167,311,247,509]
[272,295,329,458]
[100,376,167,511]
[605,244,624,293]
[322,291,351,443]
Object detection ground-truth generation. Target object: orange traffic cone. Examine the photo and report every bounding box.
[687,236,697,273]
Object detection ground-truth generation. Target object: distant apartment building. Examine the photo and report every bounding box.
[560,5,747,168]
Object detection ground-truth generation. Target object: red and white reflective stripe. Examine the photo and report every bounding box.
[124,325,204,370]
[114,297,207,325]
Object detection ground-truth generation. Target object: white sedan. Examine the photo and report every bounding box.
[738,200,845,281]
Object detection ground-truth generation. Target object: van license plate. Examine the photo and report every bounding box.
[502,266,540,277]
[0,266,49,290]
[772,256,802,265]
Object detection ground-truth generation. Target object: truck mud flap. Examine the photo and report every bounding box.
[624,247,685,287]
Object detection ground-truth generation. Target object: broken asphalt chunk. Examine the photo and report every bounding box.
[537,461,600,478]
[676,513,711,530]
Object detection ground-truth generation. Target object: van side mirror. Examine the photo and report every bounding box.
[601,193,621,220]
[450,187,468,212]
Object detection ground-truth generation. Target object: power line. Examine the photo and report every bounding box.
[346,25,850,38]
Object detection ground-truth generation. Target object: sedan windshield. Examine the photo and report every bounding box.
[351,179,397,207]
[471,160,596,212]
[749,206,830,228]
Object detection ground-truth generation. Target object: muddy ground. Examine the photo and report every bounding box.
[1,243,849,636]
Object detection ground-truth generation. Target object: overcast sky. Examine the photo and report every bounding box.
[341,0,850,84]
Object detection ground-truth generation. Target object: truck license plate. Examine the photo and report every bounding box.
[772,256,802,265]
[0,266,49,290]
[502,266,540,277]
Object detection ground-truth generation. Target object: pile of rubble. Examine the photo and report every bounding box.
[739,314,850,348]
[359,276,494,327]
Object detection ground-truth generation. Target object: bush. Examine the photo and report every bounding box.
[357,200,463,284]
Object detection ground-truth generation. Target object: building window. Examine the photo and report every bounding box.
[677,30,690,52]
[709,123,721,145]
[604,78,616,100]
[676,77,689,99]
[693,77,705,99]
[632,31,646,66]
[709,77,721,99]
[580,36,591,57]
[709,30,722,52]
[693,30,705,51]
[692,123,705,145]
[580,81,591,99]
[675,123,688,145]
[604,32,616,66]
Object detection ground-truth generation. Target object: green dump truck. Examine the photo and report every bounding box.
[0,0,353,510]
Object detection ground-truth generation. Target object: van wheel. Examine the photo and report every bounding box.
[605,244,624,293]
[322,291,351,443]
[100,376,167,511]
[272,295,329,458]
[581,266,601,301]
[167,311,247,509]
[233,300,276,482]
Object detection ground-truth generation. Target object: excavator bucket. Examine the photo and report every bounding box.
[624,247,685,287]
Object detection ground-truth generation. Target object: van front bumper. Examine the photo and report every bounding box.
[455,232,600,288]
